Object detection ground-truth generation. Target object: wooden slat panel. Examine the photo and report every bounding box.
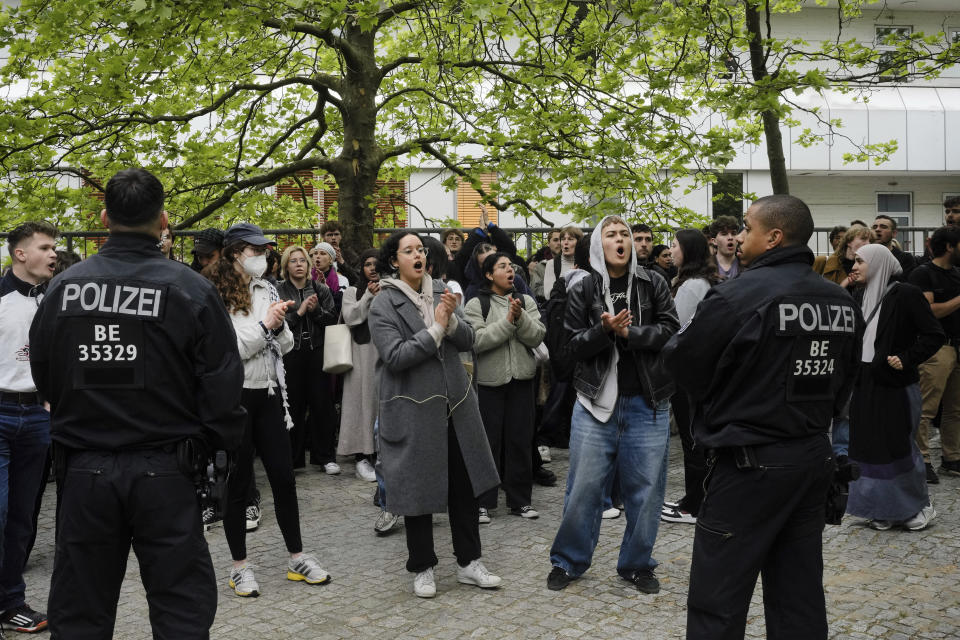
[456,173,498,228]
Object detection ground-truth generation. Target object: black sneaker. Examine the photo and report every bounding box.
[926,462,940,484]
[1,604,47,632]
[534,466,557,487]
[625,569,660,594]
[940,459,960,477]
[547,566,573,591]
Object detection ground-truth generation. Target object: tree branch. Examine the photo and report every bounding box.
[262,17,361,69]
[377,1,423,28]
[173,157,334,229]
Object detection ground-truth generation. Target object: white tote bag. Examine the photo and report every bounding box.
[322,318,353,374]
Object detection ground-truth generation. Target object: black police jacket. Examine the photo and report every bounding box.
[662,245,863,448]
[276,279,337,351]
[565,266,680,406]
[29,232,246,452]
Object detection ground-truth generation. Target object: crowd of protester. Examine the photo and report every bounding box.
[1,183,958,638]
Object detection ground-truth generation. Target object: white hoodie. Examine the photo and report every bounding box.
[577,216,639,423]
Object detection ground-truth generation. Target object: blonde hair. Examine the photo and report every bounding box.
[280,244,309,280]
[835,225,876,258]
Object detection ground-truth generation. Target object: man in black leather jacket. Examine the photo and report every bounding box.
[546,215,679,595]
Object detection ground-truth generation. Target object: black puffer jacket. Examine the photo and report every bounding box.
[565,266,679,405]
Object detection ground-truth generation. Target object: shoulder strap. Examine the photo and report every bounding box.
[553,257,562,278]
[863,282,897,327]
[479,292,491,320]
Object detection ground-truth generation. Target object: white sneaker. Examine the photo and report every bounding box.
[245,503,261,531]
[457,559,502,589]
[355,459,377,482]
[287,553,331,585]
[538,445,551,463]
[323,462,341,476]
[478,507,491,524]
[413,567,436,598]
[229,565,260,597]
[602,507,621,519]
[903,504,936,531]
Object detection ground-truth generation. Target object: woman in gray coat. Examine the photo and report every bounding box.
[369,231,501,599]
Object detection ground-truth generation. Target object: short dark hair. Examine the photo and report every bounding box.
[7,221,59,253]
[320,220,343,236]
[943,195,960,209]
[104,168,165,227]
[849,219,868,227]
[750,195,814,246]
[481,252,512,280]
[929,225,960,258]
[631,223,652,235]
[377,230,420,276]
[709,215,740,237]
[651,244,669,260]
[874,214,898,230]
[440,228,464,244]
[828,225,847,242]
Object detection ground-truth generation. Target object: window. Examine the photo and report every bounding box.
[456,174,498,228]
[950,29,960,45]
[876,192,912,228]
[875,25,913,82]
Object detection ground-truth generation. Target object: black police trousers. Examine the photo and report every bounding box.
[686,433,833,640]
[50,449,216,640]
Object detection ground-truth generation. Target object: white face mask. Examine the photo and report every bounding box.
[241,254,268,279]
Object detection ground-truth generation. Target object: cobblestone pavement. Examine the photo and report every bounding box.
[25,434,960,639]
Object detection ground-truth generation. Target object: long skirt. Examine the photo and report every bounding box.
[847,365,928,522]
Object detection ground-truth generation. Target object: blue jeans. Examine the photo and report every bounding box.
[550,395,670,578]
[0,401,50,611]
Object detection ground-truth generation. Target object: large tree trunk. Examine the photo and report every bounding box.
[745,1,789,195]
[334,22,383,257]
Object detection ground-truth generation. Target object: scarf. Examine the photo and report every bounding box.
[380,273,435,325]
[856,244,902,363]
[258,279,295,430]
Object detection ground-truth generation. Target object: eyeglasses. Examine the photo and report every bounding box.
[398,247,429,257]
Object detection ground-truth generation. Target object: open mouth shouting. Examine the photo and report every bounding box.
[413,260,423,272]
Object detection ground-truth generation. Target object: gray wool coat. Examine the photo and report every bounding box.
[369,279,499,516]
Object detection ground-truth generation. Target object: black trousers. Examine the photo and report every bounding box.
[687,434,833,640]
[225,388,302,561]
[478,378,535,510]
[50,449,215,640]
[671,390,707,516]
[404,425,481,573]
[537,380,575,448]
[283,348,337,466]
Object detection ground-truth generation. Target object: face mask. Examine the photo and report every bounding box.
[241,254,267,279]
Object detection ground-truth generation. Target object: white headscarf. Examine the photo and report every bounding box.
[856,243,902,363]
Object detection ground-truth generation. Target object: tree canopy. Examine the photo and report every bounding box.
[0,0,957,253]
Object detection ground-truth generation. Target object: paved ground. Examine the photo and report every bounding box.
[25,433,960,639]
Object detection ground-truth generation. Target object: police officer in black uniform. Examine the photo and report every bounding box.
[29,168,245,640]
[663,195,862,640]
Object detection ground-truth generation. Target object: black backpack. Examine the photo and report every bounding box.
[541,259,576,382]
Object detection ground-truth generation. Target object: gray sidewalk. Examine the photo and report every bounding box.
[25,434,960,639]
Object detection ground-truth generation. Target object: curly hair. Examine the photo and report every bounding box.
[203,242,252,315]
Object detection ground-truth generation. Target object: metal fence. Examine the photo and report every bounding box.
[0,225,940,262]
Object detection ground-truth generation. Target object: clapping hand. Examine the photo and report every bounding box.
[506,297,523,324]
[264,300,294,329]
[601,309,632,338]
[298,293,318,316]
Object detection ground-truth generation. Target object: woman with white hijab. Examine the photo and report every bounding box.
[846,243,944,531]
